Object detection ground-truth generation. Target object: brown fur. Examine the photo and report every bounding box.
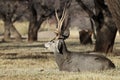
[79,30,93,45]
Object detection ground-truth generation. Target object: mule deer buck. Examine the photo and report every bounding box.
[44,2,115,72]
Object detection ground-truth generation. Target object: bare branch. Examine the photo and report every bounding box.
[76,0,95,19]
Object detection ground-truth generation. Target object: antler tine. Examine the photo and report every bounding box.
[59,7,67,30]
[51,1,71,41]
[53,3,68,41]
[54,9,60,40]
[60,5,67,23]
[55,9,60,23]
[50,10,60,41]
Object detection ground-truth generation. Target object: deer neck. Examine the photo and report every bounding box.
[54,52,65,69]
[54,40,69,69]
[61,39,69,53]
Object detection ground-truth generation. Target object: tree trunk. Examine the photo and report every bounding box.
[94,26,117,53]
[28,2,47,42]
[28,22,42,42]
[3,19,22,41]
[10,24,22,41]
[28,2,40,42]
[105,0,120,32]
[4,20,11,41]
[94,0,117,54]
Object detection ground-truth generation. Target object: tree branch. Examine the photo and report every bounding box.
[12,7,28,23]
[76,0,96,19]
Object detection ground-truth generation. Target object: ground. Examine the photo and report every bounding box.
[0,31,120,80]
[0,20,120,80]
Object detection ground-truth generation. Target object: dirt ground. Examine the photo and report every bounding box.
[0,31,120,80]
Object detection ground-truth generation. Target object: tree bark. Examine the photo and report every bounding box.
[4,20,11,41]
[28,24,38,42]
[105,0,120,32]
[10,24,22,41]
[94,25,117,53]
[28,20,43,42]
[94,0,117,53]
[4,20,22,41]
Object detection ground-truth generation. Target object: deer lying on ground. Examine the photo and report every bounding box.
[44,2,115,72]
[45,39,115,72]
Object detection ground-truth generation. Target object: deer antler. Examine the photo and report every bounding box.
[50,0,72,41]
[54,4,67,40]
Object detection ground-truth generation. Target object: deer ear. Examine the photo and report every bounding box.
[58,40,63,54]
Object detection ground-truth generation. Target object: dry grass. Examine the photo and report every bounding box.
[0,21,120,80]
[0,38,120,80]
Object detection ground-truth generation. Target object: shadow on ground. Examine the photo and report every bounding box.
[0,52,54,60]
